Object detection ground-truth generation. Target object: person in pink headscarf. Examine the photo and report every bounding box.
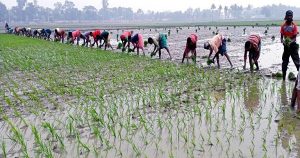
[67,30,84,45]
[120,31,132,52]
[204,34,233,68]
[182,34,198,63]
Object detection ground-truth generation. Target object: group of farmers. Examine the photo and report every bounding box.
[4,10,300,112]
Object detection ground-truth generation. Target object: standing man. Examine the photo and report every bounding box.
[281,10,299,80]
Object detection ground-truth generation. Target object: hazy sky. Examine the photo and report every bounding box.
[1,0,300,12]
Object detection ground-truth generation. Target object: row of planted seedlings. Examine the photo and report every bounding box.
[0,36,298,157]
[1,62,296,157]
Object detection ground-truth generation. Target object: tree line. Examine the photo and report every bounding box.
[1,0,300,23]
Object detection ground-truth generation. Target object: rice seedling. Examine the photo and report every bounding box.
[1,141,7,158]
[31,125,54,157]
[4,117,29,158]
[76,131,90,152]
[0,29,294,158]
[41,122,65,149]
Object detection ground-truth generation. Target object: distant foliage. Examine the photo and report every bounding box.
[0,1,300,23]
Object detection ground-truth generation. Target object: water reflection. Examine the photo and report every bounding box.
[278,112,300,157]
[244,79,260,111]
[212,89,226,103]
[278,80,300,157]
[280,81,289,106]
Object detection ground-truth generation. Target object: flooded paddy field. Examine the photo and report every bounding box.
[110,26,298,74]
[46,25,298,75]
[0,24,300,158]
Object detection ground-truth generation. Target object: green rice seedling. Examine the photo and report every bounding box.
[205,107,211,123]
[130,141,141,157]
[139,113,150,133]
[231,107,236,129]
[67,117,75,136]
[76,132,90,152]
[157,115,163,130]
[118,122,123,140]
[93,147,99,157]
[107,123,117,138]
[8,104,28,127]
[168,150,174,158]
[89,108,101,122]
[31,125,42,147]
[42,122,65,149]
[31,125,54,158]
[221,103,226,117]
[1,141,7,158]
[4,117,29,158]
[250,147,254,157]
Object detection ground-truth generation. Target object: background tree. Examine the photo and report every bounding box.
[1,2,300,24]
[261,6,272,18]
[24,2,38,22]
[211,3,216,21]
[82,6,98,21]
[0,2,8,22]
[230,4,243,19]
[53,2,63,21]
[17,0,27,9]
[218,5,223,19]
[224,6,229,19]
[63,0,78,21]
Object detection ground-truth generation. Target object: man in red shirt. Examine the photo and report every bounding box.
[281,10,299,80]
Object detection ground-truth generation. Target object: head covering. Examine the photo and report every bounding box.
[285,10,293,20]
[204,41,210,50]
[286,10,293,17]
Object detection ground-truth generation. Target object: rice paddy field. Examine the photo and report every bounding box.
[0,25,300,158]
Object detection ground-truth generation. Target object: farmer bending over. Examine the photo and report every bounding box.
[131,33,145,55]
[182,34,198,63]
[204,34,233,68]
[90,29,101,47]
[54,28,66,43]
[148,33,172,59]
[67,30,83,45]
[82,32,92,47]
[244,34,261,71]
[120,31,132,52]
[98,31,114,50]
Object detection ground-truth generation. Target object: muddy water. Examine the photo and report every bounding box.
[0,77,299,158]
[70,26,298,75]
